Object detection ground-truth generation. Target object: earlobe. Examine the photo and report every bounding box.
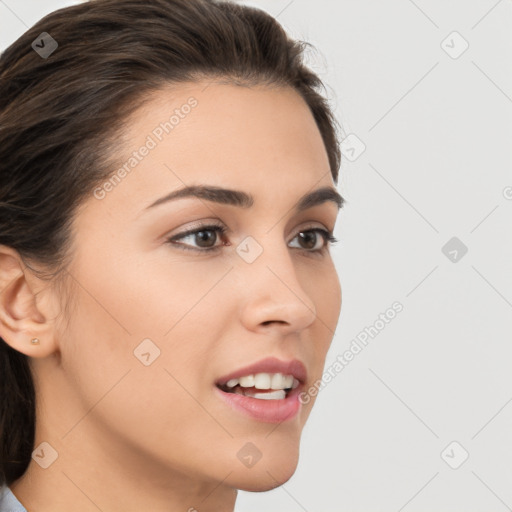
[0,245,58,358]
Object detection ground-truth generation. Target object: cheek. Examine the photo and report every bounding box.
[300,257,341,332]
[299,261,341,379]
[320,257,342,318]
[63,246,229,397]
[58,276,230,473]
[63,258,217,381]
[72,239,218,339]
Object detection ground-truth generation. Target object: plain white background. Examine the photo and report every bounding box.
[1,1,511,510]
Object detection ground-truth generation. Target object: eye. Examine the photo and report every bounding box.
[165,223,229,252]
[288,228,339,252]
[165,222,339,253]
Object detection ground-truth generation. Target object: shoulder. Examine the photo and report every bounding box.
[0,484,28,512]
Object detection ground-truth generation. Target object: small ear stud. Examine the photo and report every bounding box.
[30,338,40,345]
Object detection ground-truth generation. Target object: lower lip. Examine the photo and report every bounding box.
[215,385,302,423]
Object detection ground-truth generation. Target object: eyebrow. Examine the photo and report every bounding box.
[145,185,345,213]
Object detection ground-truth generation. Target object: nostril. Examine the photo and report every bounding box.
[261,320,286,326]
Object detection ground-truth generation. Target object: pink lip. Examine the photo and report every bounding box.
[215,384,303,423]
[215,357,308,386]
[214,357,308,423]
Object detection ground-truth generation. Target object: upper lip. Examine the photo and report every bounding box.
[216,357,307,387]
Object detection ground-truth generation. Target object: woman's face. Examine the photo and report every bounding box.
[31,81,342,497]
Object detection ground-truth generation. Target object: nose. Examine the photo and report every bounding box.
[237,239,318,335]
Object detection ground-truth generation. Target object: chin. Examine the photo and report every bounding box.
[229,445,300,492]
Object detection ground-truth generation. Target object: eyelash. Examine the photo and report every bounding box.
[166,223,339,254]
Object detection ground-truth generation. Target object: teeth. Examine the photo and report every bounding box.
[239,375,255,387]
[254,373,271,389]
[224,372,298,390]
[226,378,239,388]
[245,389,286,400]
[230,387,286,399]
[271,373,286,389]
[283,375,293,389]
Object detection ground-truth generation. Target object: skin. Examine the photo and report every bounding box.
[0,81,342,512]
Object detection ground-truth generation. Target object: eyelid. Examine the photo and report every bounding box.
[165,220,338,253]
[166,218,332,239]
[165,219,226,240]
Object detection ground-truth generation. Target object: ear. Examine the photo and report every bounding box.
[0,245,59,358]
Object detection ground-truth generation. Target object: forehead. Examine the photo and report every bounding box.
[123,80,328,164]
[141,82,324,162]
[84,81,335,222]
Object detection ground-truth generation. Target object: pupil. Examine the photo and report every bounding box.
[197,230,216,247]
[299,232,316,249]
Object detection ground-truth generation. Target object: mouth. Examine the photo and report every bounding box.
[216,372,300,400]
[214,357,307,423]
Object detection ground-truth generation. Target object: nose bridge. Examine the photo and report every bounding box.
[236,232,318,330]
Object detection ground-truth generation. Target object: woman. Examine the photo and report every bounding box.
[0,0,344,510]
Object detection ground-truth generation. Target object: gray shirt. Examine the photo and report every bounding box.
[0,485,27,512]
